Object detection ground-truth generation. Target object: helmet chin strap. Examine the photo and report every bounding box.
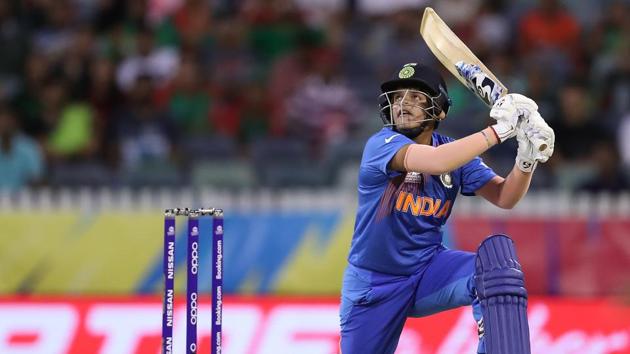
[395,118,436,139]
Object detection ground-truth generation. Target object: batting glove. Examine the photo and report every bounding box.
[489,94,523,142]
[510,93,538,115]
[526,111,555,163]
[515,111,555,172]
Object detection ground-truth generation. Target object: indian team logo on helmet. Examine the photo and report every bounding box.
[440,172,453,188]
[398,63,417,79]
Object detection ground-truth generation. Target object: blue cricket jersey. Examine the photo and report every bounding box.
[348,127,497,275]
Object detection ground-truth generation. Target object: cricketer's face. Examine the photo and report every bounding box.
[389,89,431,129]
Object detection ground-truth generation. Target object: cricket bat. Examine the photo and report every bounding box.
[420,7,547,152]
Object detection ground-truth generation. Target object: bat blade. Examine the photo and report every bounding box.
[420,7,506,106]
[420,7,547,152]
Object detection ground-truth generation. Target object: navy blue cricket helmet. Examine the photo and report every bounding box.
[378,63,452,137]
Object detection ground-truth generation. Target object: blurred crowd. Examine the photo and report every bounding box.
[0,0,628,191]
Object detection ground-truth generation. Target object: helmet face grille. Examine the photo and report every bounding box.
[378,89,444,128]
[379,63,451,126]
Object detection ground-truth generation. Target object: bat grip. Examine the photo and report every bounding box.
[533,138,548,152]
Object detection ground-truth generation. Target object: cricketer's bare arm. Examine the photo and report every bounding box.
[476,169,532,209]
[389,126,500,175]
[390,94,524,174]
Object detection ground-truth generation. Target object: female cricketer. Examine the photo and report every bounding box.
[339,62,555,354]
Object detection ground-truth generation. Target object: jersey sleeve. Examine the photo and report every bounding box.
[460,156,497,196]
[359,131,413,186]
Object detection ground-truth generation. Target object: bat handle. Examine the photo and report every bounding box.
[525,111,549,152]
[533,138,548,152]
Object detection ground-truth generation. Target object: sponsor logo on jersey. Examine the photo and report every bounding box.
[385,134,401,143]
[404,172,423,184]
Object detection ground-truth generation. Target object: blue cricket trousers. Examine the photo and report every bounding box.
[339,247,484,354]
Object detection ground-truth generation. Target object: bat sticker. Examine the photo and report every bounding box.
[455,61,504,106]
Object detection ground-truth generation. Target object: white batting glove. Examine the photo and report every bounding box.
[515,121,538,172]
[510,93,538,114]
[525,111,555,163]
[489,94,532,143]
[515,111,555,172]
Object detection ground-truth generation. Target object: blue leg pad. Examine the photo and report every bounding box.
[475,234,531,354]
